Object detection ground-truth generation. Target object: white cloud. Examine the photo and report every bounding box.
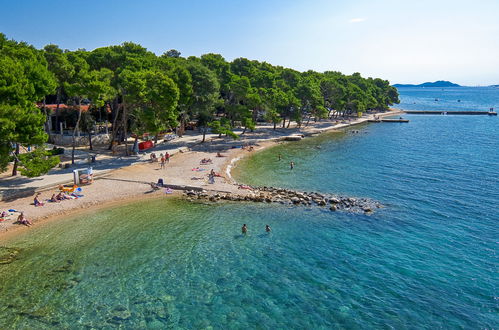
[348,18,366,23]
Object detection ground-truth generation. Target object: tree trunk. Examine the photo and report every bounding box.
[122,101,129,156]
[282,118,286,128]
[305,114,312,127]
[154,134,158,145]
[11,143,20,176]
[202,127,206,143]
[287,119,291,128]
[88,131,93,150]
[133,136,139,154]
[71,99,83,165]
[178,113,186,137]
[42,98,51,136]
[55,88,62,134]
[273,122,277,130]
[108,100,121,150]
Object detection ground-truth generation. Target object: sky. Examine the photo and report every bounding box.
[1,0,498,85]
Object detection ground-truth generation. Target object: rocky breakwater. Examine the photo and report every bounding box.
[183,186,383,214]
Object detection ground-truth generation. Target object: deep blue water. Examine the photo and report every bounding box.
[396,86,499,112]
[0,89,498,329]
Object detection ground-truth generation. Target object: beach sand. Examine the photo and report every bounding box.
[0,110,403,239]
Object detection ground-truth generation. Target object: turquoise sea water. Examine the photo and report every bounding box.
[0,89,498,328]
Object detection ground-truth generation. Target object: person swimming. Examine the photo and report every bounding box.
[242,224,248,234]
[265,224,271,233]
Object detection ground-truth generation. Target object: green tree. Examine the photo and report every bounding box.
[208,118,238,139]
[182,61,220,137]
[43,44,74,134]
[17,147,60,178]
[0,33,57,175]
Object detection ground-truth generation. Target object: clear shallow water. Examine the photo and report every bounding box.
[1,102,498,328]
[396,86,499,112]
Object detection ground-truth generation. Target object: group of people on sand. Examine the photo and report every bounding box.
[150,152,170,169]
[48,191,75,203]
[0,210,34,227]
[241,224,271,234]
[4,183,88,227]
[34,191,58,207]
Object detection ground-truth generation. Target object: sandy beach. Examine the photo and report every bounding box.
[0,110,403,240]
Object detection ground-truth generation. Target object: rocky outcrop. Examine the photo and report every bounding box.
[183,186,383,214]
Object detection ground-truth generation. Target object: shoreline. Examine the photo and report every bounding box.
[0,109,403,241]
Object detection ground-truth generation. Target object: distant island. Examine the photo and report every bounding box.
[393,80,461,88]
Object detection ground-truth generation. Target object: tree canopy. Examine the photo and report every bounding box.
[0,33,399,176]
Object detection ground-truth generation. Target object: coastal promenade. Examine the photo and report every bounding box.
[0,110,401,201]
[0,109,402,236]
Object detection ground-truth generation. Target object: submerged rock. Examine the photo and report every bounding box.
[0,247,21,265]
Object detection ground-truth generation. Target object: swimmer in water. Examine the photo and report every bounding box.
[290,161,295,170]
[242,224,248,234]
[265,224,271,233]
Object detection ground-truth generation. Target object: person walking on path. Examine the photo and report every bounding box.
[160,155,166,169]
[165,152,170,163]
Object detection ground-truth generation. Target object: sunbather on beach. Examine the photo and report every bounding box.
[49,193,59,203]
[34,193,44,207]
[56,192,68,201]
[17,212,33,226]
[216,152,226,157]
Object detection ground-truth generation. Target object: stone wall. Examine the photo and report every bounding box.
[49,134,111,147]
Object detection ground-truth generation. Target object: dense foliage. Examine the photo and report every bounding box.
[0,33,399,175]
[0,34,58,175]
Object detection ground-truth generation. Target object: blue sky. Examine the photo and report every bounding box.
[1,0,498,85]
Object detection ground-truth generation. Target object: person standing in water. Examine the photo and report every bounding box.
[242,224,248,234]
[265,224,271,233]
[278,153,282,161]
[290,161,295,169]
